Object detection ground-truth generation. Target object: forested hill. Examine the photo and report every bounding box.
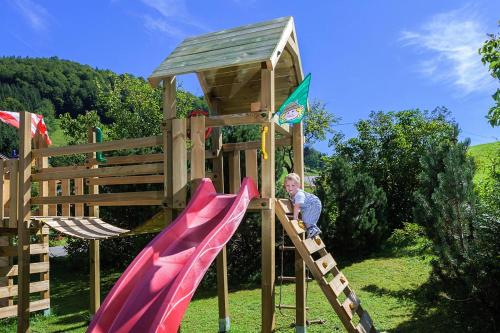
[0,56,115,119]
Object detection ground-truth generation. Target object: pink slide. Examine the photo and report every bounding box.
[87,177,259,333]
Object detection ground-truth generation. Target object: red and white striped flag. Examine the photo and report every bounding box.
[0,110,52,145]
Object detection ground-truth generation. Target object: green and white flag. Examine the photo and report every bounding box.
[276,73,311,125]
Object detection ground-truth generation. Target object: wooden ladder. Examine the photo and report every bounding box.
[275,199,377,333]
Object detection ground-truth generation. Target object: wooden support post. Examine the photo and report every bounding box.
[163,76,176,223]
[74,178,84,216]
[48,180,56,216]
[210,102,230,330]
[7,160,18,308]
[190,115,205,192]
[229,151,241,193]
[61,179,70,216]
[34,134,50,314]
[87,128,100,316]
[0,161,6,308]
[260,65,276,333]
[0,160,4,219]
[293,121,306,331]
[244,149,258,189]
[172,118,187,208]
[17,112,32,333]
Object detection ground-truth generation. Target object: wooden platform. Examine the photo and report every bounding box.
[32,217,129,240]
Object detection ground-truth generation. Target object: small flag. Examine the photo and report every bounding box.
[276,73,311,125]
[0,110,52,145]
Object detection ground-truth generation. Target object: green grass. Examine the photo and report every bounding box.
[0,246,488,332]
[468,141,499,184]
[48,119,67,147]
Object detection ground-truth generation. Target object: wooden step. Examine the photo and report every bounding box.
[303,237,325,254]
[314,253,336,276]
[329,272,349,297]
[342,291,361,319]
[290,219,305,235]
[356,311,374,333]
[278,199,293,214]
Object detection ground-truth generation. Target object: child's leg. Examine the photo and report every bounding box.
[302,201,322,231]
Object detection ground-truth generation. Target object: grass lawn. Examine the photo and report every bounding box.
[468,141,499,184]
[0,247,487,333]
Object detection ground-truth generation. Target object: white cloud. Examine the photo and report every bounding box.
[139,0,209,37]
[400,7,495,95]
[9,0,50,32]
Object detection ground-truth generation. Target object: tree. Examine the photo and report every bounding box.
[331,108,456,230]
[479,24,500,127]
[315,156,387,255]
[414,138,500,325]
[280,99,339,173]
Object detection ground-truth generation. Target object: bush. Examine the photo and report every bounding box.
[385,222,432,256]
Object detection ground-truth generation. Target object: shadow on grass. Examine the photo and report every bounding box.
[362,282,495,332]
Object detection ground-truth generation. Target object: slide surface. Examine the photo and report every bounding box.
[87,177,258,333]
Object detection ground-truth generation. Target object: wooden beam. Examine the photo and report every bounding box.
[190,115,206,192]
[196,72,215,112]
[244,149,258,189]
[8,160,18,229]
[260,66,276,333]
[172,118,187,209]
[292,121,307,329]
[206,112,271,127]
[32,163,164,181]
[222,137,291,152]
[33,135,50,307]
[32,135,163,158]
[0,161,5,219]
[228,151,241,193]
[47,180,56,216]
[17,112,32,333]
[61,179,70,216]
[74,178,84,216]
[163,76,175,219]
[87,128,100,317]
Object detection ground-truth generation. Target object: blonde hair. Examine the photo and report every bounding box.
[285,173,301,187]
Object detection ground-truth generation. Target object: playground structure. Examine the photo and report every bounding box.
[0,17,376,333]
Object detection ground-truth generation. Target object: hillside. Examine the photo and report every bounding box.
[468,141,499,184]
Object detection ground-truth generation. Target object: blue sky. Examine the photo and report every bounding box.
[1,0,499,153]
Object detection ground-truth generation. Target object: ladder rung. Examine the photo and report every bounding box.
[329,273,349,297]
[356,311,373,333]
[278,276,313,282]
[290,219,305,235]
[276,304,310,310]
[278,199,293,214]
[278,245,296,251]
[314,253,336,276]
[303,237,325,254]
[342,291,360,319]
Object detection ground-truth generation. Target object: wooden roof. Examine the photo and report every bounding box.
[149,16,304,115]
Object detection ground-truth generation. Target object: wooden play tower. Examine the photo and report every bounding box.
[0,17,376,333]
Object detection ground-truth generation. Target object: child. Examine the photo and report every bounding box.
[284,173,322,238]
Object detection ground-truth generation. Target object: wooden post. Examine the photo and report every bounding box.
[172,118,187,208]
[245,149,258,188]
[48,180,56,216]
[17,112,32,333]
[8,159,18,308]
[74,178,84,216]
[260,65,276,333]
[229,151,241,193]
[210,104,230,331]
[60,179,70,216]
[0,161,6,308]
[163,76,176,223]
[34,133,50,314]
[190,115,205,192]
[87,128,100,316]
[293,121,306,332]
